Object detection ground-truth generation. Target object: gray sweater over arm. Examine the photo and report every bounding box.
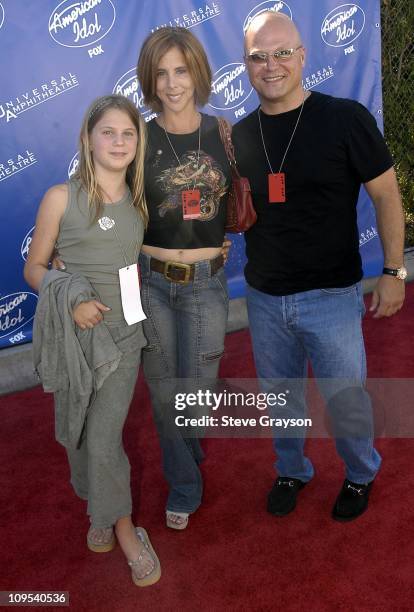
[32,270,123,448]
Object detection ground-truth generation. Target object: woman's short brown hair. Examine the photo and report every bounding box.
[137,27,212,113]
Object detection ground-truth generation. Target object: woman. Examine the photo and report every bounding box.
[24,95,161,587]
[137,27,231,530]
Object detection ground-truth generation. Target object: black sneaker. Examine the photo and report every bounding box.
[332,479,374,522]
[267,477,307,516]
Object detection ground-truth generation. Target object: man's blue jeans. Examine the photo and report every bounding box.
[246,282,381,484]
[139,253,229,513]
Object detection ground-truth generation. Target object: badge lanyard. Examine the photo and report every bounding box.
[110,213,146,326]
[162,116,202,220]
[257,92,306,203]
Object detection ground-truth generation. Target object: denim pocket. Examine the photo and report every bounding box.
[320,284,356,295]
[212,268,229,305]
[202,348,225,362]
[356,283,366,317]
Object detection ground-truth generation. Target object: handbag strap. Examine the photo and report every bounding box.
[217,117,241,178]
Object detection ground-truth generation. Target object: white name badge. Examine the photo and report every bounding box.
[118,264,147,325]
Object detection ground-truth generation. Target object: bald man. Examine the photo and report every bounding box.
[232,12,405,521]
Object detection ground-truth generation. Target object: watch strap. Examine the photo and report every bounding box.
[382,267,398,276]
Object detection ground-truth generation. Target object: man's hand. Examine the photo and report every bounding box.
[221,237,232,264]
[369,275,405,318]
[365,168,405,319]
[73,300,111,329]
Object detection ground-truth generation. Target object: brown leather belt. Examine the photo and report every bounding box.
[150,254,224,284]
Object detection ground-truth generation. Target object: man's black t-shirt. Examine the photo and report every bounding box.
[232,92,393,295]
[144,114,230,249]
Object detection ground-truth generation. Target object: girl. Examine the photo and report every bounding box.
[137,27,231,530]
[24,95,161,587]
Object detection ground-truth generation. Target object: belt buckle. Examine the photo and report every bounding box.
[164,261,191,284]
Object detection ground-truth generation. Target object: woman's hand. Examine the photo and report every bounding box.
[52,251,66,271]
[73,300,111,329]
[221,237,232,263]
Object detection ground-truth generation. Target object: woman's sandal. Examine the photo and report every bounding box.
[166,511,189,531]
[87,526,116,553]
[128,527,161,587]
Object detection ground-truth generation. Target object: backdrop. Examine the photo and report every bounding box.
[0,0,384,349]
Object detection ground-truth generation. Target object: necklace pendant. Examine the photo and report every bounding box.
[268,173,286,203]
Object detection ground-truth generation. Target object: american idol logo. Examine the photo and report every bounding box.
[0,292,37,339]
[112,69,152,117]
[21,226,35,262]
[0,3,5,31]
[209,63,253,111]
[243,1,292,33]
[321,4,365,47]
[49,0,116,48]
[68,152,79,178]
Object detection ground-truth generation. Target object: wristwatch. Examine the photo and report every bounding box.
[382,266,408,280]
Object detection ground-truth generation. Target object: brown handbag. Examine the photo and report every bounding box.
[217,117,257,233]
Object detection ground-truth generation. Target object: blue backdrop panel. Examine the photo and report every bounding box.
[0,0,383,349]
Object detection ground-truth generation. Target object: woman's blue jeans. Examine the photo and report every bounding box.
[139,253,229,513]
[246,282,381,484]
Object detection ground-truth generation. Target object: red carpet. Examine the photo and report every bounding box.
[1,285,414,611]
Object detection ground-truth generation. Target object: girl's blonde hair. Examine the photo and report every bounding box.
[74,94,148,227]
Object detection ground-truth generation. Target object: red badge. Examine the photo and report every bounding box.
[182,189,201,219]
[268,173,286,203]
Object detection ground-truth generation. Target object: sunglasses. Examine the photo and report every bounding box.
[246,46,303,64]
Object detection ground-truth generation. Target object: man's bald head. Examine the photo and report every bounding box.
[245,11,302,52]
